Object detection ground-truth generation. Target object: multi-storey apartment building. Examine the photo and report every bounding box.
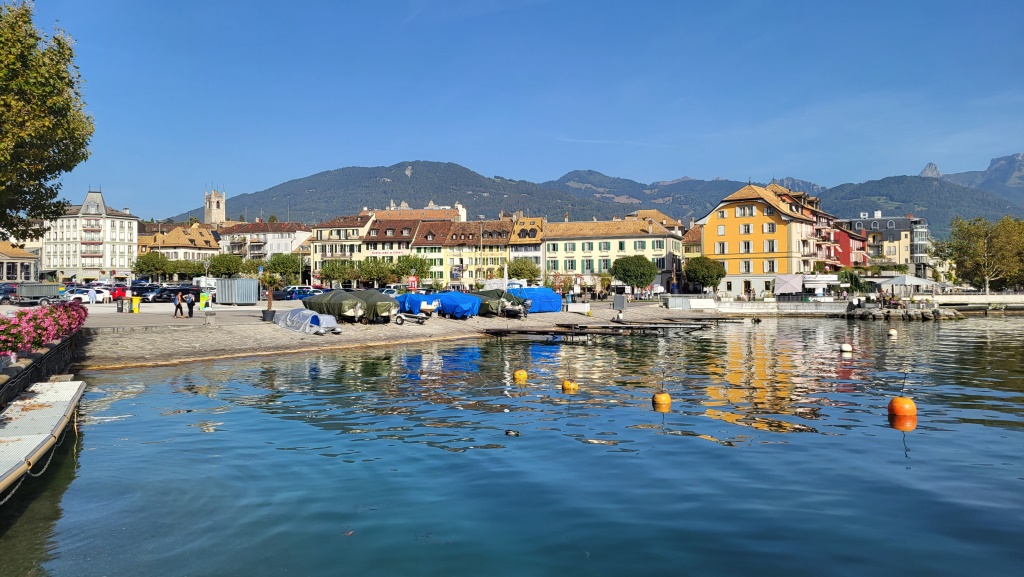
[310,214,375,278]
[39,190,139,283]
[359,219,419,263]
[411,220,455,285]
[138,223,221,261]
[218,220,312,261]
[508,216,545,271]
[836,211,933,278]
[699,184,815,297]
[444,220,513,284]
[543,217,682,290]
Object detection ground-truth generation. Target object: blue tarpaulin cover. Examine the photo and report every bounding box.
[507,287,562,313]
[434,291,480,319]
[395,293,440,314]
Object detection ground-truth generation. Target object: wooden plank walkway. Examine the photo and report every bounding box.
[1,380,86,494]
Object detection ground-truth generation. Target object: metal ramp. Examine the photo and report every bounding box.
[0,380,86,494]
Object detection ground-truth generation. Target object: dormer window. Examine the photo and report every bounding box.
[402,228,411,236]
[370,230,378,237]
[468,234,474,239]
[386,229,395,236]
[426,233,434,241]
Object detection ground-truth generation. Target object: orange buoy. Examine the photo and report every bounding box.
[652,391,671,411]
[652,402,671,413]
[888,414,917,432]
[513,369,528,383]
[888,396,917,416]
[562,380,579,394]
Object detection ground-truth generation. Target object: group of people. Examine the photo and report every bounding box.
[172,291,196,319]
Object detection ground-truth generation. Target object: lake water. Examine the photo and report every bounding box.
[1,317,1022,576]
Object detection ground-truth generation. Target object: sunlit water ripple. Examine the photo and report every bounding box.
[1,317,1022,576]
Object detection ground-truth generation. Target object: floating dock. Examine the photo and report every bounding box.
[0,380,85,496]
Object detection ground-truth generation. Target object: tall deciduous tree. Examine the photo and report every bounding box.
[684,256,726,292]
[134,251,170,280]
[392,255,431,279]
[357,258,393,287]
[610,255,658,292]
[507,257,540,282]
[208,254,243,277]
[1,3,93,241]
[319,259,359,288]
[948,216,1024,294]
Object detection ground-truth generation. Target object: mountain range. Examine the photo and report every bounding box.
[170,154,1024,239]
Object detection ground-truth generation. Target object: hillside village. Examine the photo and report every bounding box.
[2,182,949,299]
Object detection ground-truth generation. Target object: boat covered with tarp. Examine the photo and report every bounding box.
[477,289,529,317]
[274,308,339,334]
[507,287,562,313]
[303,290,365,321]
[434,291,480,319]
[467,292,503,316]
[395,293,440,315]
[349,289,400,323]
[477,289,526,306]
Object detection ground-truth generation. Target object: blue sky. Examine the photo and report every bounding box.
[31,0,1024,221]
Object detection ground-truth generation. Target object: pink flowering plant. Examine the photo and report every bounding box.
[0,301,88,353]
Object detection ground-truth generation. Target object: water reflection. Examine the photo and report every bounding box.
[122,317,1021,454]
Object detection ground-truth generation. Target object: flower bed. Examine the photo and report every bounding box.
[0,303,87,408]
[0,301,88,356]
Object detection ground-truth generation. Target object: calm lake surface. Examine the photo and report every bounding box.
[1,317,1022,576]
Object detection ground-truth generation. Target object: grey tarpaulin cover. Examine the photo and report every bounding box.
[274,308,339,334]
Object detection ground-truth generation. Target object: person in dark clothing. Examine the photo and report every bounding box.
[173,292,184,318]
[185,292,195,318]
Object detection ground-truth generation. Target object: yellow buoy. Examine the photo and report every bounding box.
[888,396,917,416]
[562,380,579,394]
[652,402,671,413]
[652,391,671,411]
[840,343,853,352]
[513,369,528,382]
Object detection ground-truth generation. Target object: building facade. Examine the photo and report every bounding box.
[39,190,140,283]
[836,211,933,278]
[218,221,312,261]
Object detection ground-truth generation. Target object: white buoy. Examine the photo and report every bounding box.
[841,352,853,359]
[840,343,853,352]
[888,328,898,338]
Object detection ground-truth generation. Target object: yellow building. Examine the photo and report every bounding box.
[543,217,682,292]
[411,220,455,286]
[310,214,374,277]
[698,184,814,297]
[445,220,514,285]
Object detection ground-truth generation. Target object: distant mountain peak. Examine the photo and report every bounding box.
[651,176,695,186]
[920,162,942,178]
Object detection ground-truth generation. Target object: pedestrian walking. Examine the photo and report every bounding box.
[185,292,195,318]
[88,288,97,304]
[173,292,184,318]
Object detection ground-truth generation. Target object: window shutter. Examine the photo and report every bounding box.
[762,260,768,272]
[735,207,741,217]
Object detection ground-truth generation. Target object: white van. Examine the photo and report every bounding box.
[284,285,313,292]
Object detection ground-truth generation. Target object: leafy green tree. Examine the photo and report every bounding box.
[610,255,658,292]
[507,257,540,281]
[392,255,431,278]
[240,258,263,277]
[948,216,1024,294]
[134,251,170,280]
[267,253,300,279]
[267,215,280,223]
[358,258,393,287]
[1,3,93,241]
[320,259,359,288]
[683,256,726,292]
[208,254,243,277]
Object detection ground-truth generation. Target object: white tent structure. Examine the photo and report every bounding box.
[875,275,938,296]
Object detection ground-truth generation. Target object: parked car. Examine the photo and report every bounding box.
[62,287,112,303]
[151,286,201,303]
[378,288,399,298]
[0,286,16,304]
